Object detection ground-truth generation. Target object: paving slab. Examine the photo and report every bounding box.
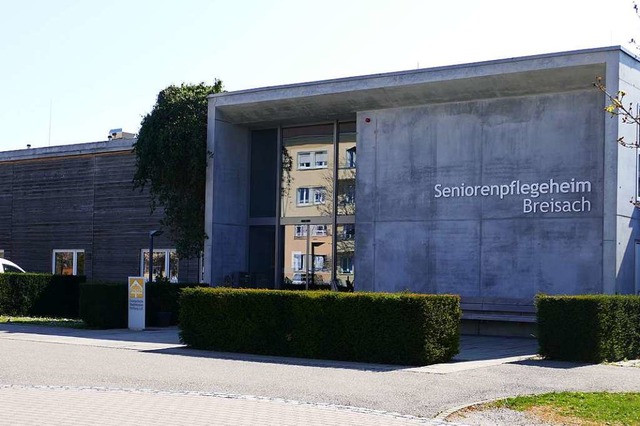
[0,384,462,426]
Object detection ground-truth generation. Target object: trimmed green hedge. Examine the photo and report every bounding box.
[79,282,206,329]
[79,282,128,328]
[179,288,461,366]
[0,273,84,318]
[537,295,640,363]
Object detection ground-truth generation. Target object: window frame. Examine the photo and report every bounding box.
[297,187,311,206]
[292,251,305,272]
[52,249,85,275]
[297,150,328,170]
[140,248,179,283]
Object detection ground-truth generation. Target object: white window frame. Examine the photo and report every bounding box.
[294,225,307,237]
[313,187,326,205]
[312,225,327,236]
[314,151,328,168]
[346,147,356,168]
[297,151,328,170]
[140,248,179,283]
[313,255,326,271]
[52,249,85,275]
[297,152,312,169]
[292,251,305,272]
[297,187,311,206]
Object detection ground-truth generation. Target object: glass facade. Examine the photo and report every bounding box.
[248,121,356,289]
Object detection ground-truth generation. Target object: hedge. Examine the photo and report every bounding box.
[179,288,461,366]
[537,295,640,363]
[0,273,85,318]
[79,281,206,328]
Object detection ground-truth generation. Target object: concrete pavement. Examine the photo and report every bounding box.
[0,324,638,425]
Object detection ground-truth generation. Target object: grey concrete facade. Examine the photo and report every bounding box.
[205,46,640,313]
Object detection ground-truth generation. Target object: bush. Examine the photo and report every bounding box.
[79,281,206,329]
[179,288,461,366]
[536,295,640,363]
[0,273,84,318]
[146,282,207,326]
[79,282,128,329]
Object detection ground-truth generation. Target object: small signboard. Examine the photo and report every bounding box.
[128,276,146,330]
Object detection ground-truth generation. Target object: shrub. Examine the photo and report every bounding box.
[79,281,206,329]
[536,295,640,363]
[179,288,461,366]
[79,282,128,329]
[146,282,207,326]
[0,273,84,318]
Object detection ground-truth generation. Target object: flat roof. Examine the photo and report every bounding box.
[210,46,634,127]
[0,138,135,163]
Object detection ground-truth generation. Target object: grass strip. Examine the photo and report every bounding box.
[0,315,85,328]
[491,392,640,425]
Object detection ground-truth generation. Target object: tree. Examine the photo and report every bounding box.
[133,80,223,258]
[593,2,640,148]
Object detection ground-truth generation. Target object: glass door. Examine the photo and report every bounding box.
[283,223,333,289]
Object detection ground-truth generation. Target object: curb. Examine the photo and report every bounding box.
[433,398,499,421]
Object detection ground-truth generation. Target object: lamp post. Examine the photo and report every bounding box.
[149,230,163,282]
[310,241,325,290]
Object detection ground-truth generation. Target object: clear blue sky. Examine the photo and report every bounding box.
[0,0,636,151]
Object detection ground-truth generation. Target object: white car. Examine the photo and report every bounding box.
[0,258,25,273]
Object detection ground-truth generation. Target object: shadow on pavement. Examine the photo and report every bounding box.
[140,346,413,372]
[0,323,181,345]
[511,358,592,369]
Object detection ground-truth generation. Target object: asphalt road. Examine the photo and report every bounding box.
[1,326,639,419]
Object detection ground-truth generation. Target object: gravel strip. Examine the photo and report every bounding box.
[447,407,556,425]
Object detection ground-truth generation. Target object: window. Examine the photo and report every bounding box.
[314,151,328,167]
[346,147,356,168]
[340,184,355,206]
[339,255,354,274]
[298,152,311,169]
[0,250,4,258]
[292,252,305,271]
[313,187,325,204]
[312,224,327,236]
[297,187,325,206]
[52,250,85,275]
[297,188,310,205]
[4,264,23,273]
[297,151,328,170]
[340,224,355,240]
[313,255,326,271]
[294,225,307,237]
[141,249,178,282]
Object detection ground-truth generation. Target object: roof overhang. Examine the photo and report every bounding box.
[210,46,634,128]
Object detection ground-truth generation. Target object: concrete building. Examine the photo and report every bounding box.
[205,46,640,324]
[0,139,200,282]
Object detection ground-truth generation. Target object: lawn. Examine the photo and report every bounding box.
[0,315,85,328]
[491,392,640,425]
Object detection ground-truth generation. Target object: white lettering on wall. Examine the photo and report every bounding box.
[434,178,593,214]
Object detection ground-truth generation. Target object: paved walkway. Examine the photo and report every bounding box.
[0,325,467,426]
[1,324,634,425]
[0,384,458,426]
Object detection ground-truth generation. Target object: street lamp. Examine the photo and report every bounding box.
[149,230,163,282]
[310,241,325,290]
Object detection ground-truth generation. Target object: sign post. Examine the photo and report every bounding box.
[128,276,146,330]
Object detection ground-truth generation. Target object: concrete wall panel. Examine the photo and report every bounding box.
[357,90,604,303]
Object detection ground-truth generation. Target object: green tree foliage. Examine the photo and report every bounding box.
[133,81,223,258]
